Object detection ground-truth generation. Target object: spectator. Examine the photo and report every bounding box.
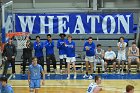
[94,44,105,73]
[2,38,17,78]
[83,37,95,79]
[33,36,44,69]
[104,46,116,73]
[57,33,67,74]
[128,42,139,73]
[44,34,57,76]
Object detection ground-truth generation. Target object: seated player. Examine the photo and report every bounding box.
[104,46,116,73]
[94,44,105,73]
[128,42,140,73]
[28,57,45,93]
[0,77,14,93]
[86,75,102,93]
[125,85,134,93]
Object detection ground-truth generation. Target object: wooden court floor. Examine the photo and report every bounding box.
[9,80,140,93]
[1,66,140,93]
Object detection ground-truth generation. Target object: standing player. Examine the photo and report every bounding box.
[0,41,2,69]
[86,76,102,93]
[33,36,44,69]
[65,35,76,79]
[127,42,139,73]
[0,77,14,93]
[44,34,57,75]
[83,37,95,79]
[22,36,33,76]
[28,57,45,93]
[94,44,105,73]
[117,37,127,74]
[57,34,67,74]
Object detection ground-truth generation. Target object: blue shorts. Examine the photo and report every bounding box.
[29,79,41,89]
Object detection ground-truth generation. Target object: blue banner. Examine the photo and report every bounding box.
[15,13,133,34]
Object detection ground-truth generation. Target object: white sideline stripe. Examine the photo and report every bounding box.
[8,74,12,80]
[11,86,124,92]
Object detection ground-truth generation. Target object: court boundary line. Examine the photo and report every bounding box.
[11,85,140,92]
[8,74,12,80]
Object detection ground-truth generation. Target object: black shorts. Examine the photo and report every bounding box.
[105,59,116,65]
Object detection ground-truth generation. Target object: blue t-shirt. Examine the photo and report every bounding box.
[57,39,67,55]
[65,40,75,57]
[1,84,14,93]
[44,40,54,55]
[29,64,43,80]
[83,42,96,56]
[33,41,44,57]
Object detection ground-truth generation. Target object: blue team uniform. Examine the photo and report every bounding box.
[65,40,75,57]
[33,41,44,57]
[1,84,14,93]
[29,64,43,89]
[44,40,54,55]
[0,82,2,93]
[57,39,67,55]
[83,42,96,56]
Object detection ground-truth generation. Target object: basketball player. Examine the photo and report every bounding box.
[0,41,2,69]
[0,77,14,93]
[125,85,134,93]
[28,57,45,93]
[117,37,127,74]
[33,36,44,69]
[45,34,57,75]
[65,35,76,79]
[94,44,105,73]
[104,46,116,73]
[86,75,102,93]
[83,37,95,79]
[128,42,140,73]
[57,33,67,74]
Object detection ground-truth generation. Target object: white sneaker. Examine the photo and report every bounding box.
[60,70,63,75]
[12,74,16,78]
[121,70,124,75]
[54,69,57,74]
[74,74,77,79]
[47,73,50,76]
[83,74,88,78]
[67,75,70,79]
[88,75,93,79]
[117,69,120,74]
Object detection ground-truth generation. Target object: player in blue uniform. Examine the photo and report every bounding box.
[0,77,14,93]
[33,36,44,69]
[28,57,45,93]
[83,37,96,79]
[65,35,77,79]
[44,34,57,75]
[57,33,67,74]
